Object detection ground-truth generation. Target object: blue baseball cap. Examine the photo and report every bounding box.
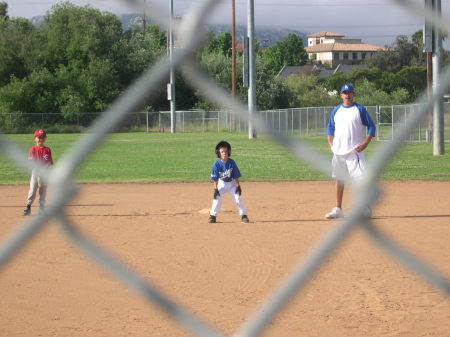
[340,84,355,94]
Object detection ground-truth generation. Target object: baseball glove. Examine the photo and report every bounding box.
[235,185,242,195]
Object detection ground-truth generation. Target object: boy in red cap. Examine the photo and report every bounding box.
[23,129,53,216]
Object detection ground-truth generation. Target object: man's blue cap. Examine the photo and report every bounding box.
[340,84,355,94]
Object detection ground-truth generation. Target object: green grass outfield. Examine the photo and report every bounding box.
[1,132,449,184]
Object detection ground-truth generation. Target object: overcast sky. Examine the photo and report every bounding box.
[6,0,450,48]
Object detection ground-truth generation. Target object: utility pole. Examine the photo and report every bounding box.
[232,0,236,99]
[424,0,433,142]
[432,0,444,154]
[423,0,444,154]
[142,0,147,35]
[231,0,237,131]
[247,0,256,139]
[168,0,176,133]
[426,52,432,142]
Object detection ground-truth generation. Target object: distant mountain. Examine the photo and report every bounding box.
[203,23,308,47]
[119,14,308,47]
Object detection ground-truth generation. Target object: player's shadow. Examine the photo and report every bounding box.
[0,204,114,208]
[67,211,191,217]
[375,214,450,219]
[256,219,327,223]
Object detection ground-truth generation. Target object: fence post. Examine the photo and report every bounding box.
[299,109,302,136]
[323,108,326,136]
[376,105,380,141]
[291,109,294,136]
[418,105,422,142]
[391,105,394,141]
[278,110,281,133]
[306,108,309,136]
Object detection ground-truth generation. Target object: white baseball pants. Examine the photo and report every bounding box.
[26,170,47,207]
[210,180,247,216]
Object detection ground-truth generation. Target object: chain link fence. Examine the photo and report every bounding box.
[3,103,449,142]
[0,0,449,337]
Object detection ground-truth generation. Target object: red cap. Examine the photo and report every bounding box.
[33,129,47,138]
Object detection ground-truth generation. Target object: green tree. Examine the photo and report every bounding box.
[394,66,426,101]
[0,1,8,18]
[255,56,292,110]
[200,31,233,57]
[262,33,307,74]
[352,79,409,106]
[195,52,235,109]
[0,17,40,85]
[412,30,423,52]
[119,25,166,85]
[322,72,351,93]
[41,2,123,70]
[367,34,423,72]
[0,69,59,115]
[285,74,338,107]
[216,32,232,57]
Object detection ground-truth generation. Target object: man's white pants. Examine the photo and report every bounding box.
[26,170,47,207]
[210,180,247,216]
[331,150,366,180]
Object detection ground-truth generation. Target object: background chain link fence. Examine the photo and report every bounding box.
[0,0,449,336]
[5,103,449,140]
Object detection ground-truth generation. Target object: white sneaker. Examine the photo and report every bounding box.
[325,207,344,219]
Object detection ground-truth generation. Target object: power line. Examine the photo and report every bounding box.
[267,23,422,29]
[176,0,450,6]
[12,0,450,6]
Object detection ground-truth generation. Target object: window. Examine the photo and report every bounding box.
[343,53,348,60]
[352,52,357,59]
[361,53,366,59]
[334,52,339,60]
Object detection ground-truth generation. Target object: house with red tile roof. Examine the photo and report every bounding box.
[304,31,386,67]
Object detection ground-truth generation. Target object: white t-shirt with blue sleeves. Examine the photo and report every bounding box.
[327,103,376,155]
[210,158,241,182]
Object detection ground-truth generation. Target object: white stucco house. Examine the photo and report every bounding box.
[304,32,387,67]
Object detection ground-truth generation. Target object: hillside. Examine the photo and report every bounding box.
[119,13,308,46]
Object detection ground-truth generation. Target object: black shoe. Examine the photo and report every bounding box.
[23,206,31,216]
[208,215,216,223]
[241,215,250,223]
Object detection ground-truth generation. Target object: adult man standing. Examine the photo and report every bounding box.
[325,84,376,219]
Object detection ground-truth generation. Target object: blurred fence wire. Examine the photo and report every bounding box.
[0,0,449,336]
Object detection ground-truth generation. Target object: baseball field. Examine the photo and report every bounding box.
[0,132,449,337]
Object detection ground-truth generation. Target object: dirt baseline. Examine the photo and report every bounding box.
[0,181,449,337]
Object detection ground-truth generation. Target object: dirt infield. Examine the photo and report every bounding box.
[0,181,449,337]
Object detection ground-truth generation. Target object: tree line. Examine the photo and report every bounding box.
[0,1,444,132]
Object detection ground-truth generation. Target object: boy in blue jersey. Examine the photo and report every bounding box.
[208,141,250,223]
[325,84,376,219]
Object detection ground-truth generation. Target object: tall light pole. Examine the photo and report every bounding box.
[169,0,176,133]
[432,0,444,154]
[143,0,147,35]
[247,0,256,139]
[232,0,236,99]
[231,0,237,131]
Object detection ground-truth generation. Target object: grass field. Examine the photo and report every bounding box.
[1,132,449,184]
